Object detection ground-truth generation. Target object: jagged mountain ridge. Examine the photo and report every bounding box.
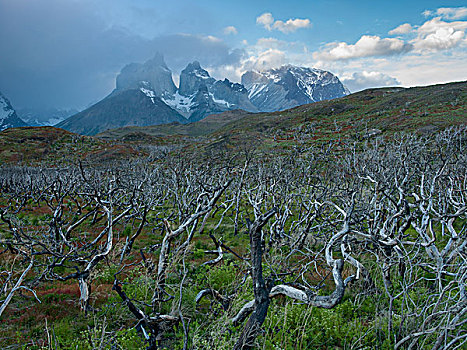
[241,65,349,112]
[161,61,258,122]
[59,54,349,135]
[115,56,348,121]
[0,91,27,131]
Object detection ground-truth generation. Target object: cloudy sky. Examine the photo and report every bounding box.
[0,0,466,110]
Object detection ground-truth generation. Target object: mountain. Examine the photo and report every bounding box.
[2,81,465,164]
[162,61,258,122]
[116,53,177,98]
[241,65,349,112]
[58,55,350,136]
[0,91,27,131]
[16,107,78,126]
[56,83,185,136]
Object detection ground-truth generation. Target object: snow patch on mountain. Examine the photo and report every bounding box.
[248,83,268,100]
[209,93,232,108]
[194,69,210,80]
[140,87,156,103]
[162,91,196,116]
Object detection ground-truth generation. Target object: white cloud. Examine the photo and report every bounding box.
[340,71,400,92]
[256,12,311,33]
[423,10,434,18]
[204,35,222,43]
[388,23,413,35]
[314,35,412,61]
[207,48,287,83]
[382,52,467,87]
[256,13,275,30]
[417,17,467,35]
[426,7,467,20]
[412,18,467,52]
[414,27,465,50]
[273,18,311,33]
[223,26,238,35]
[244,48,287,71]
[314,14,467,61]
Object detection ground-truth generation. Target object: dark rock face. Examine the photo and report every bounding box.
[116,53,177,97]
[0,91,27,131]
[241,65,349,112]
[178,61,216,96]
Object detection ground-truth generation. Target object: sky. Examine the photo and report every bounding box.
[0,0,466,110]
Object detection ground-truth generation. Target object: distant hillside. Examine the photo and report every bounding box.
[0,126,140,164]
[97,109,253,141]
[2,81,465,165]
[206,80,467,150]
[95,81,467,151]
[16,107,78,126]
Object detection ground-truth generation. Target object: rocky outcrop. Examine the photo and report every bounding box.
[116,53,177,97]
[178,61,216,96]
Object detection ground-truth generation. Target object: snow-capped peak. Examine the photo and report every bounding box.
[241,65,349,112]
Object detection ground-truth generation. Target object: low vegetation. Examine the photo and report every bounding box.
[0,82,466,349]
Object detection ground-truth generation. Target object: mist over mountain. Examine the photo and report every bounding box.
[57,54,349,135]
[116,53,177,97]
[0,91,27,131]
[16,107,78,127]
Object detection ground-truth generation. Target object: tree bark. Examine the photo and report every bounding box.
[234,208,276,350]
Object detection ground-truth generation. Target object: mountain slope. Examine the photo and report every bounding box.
[0,126,140,164]
[57,86,185,135]
[241,65,349,112]
[2,81,465,165]
[97,109,254,140]
[0,91,27,131]
[96,81,466,150]
[211,80,466,150]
